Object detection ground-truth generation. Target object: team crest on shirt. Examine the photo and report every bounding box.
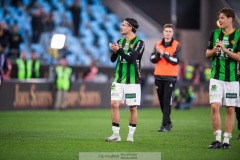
[231,40,236,45]
[130,44,133,49]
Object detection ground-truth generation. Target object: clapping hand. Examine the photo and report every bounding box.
[109,43,119,53]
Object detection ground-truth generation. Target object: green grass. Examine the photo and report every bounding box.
[0,107,239,160]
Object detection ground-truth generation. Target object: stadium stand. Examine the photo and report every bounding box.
[0,0,149,67]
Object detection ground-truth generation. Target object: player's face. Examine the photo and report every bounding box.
[121,21,132,35]
[163,27,174,41]
[218,13,232,29]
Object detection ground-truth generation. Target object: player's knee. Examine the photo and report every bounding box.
[129,106,137,112]
[111,101,119,109]
[211,103,220,112]
[226,106,235,115]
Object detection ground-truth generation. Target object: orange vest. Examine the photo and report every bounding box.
[154,40,179,76]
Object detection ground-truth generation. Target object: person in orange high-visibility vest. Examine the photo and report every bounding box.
[150,24,181,132]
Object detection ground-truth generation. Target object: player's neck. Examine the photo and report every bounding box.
[222,26,235,35]
[126,32,136,41]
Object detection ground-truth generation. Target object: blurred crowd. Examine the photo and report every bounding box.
[0,0,137,67]
[178,60,211,84]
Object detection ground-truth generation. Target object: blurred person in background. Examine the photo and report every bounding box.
[31,9,43,43]
[106,18,145,142]
[68,0,81,37]
[16,51,28,80]
[27,50,40,78]
[7,24,23,60]
[203,62,211,82]
[42,11,55,33]
[54,58,72,110]
[184,62,194,82]
[173,85,195,110]
[83,60,98,81]
[0,23,9,85]
[3,59,12,80]
[191,63,205,84]
[0,53,8,86]
[150,24,181,132]
[206,8,240,149]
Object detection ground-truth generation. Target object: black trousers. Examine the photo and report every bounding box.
[155,79,176,126]
[236,107,240,131]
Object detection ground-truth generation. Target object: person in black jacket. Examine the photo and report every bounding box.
[69,0,81,37]
[8,24,23,59]
[150,24,181,132]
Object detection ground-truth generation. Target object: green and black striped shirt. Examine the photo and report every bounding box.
[207,29,240,82]
[111,37,145,84]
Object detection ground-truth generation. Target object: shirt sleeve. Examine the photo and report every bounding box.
[207,31,214,50]
[236,36,240,52]
[150,45,161,64]
[110,52,118,62]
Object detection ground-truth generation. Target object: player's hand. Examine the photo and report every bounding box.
[156,46,164,55]
[216,41,227,53]
[109,43,119,52]
[213,46,220,55]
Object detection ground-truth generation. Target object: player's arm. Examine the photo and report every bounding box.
[206,31,220,58]
[109,40,119,62]
[110,52,118,62]
[162,44,181,65]
[150,45,162,64]
[117,40,145,63]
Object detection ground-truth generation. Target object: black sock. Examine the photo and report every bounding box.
[112,122,119,127]
[129,123,137,127]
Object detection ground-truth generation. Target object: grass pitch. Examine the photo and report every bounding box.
[0,107,239,160]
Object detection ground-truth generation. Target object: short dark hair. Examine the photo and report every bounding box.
[163,24,174,30]
[218,7,235,21]
[124,18,139,33]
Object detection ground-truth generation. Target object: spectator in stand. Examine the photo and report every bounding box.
[3,59,12,80]
[42,11,55,32]
[8,24,23,59]
[83,60,98,81]
[0,23,10,84]
[0,23,10,55]
[11,0,22,8]
[0,53,8,86]
[31,9,43,43]
[68,0,81,37]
